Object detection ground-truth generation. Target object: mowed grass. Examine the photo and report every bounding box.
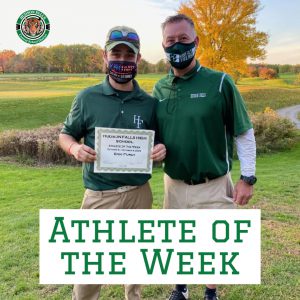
[0,74,163,132]
[0,73,299,299]
[0,142,299,299]
[238,73,300,112]
[0,73,299,132]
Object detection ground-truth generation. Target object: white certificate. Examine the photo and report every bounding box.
[94,127,155,174]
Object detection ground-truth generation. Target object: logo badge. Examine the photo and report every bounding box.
[190,93,207,99]
[16,10,50,44]
[133,115,143,129]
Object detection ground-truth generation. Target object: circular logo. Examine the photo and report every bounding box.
[16,10,50,44]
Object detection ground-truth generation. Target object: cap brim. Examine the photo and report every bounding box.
[105,41,139,54]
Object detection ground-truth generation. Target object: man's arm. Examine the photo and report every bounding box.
[59,133,96,163]
[233,128,257,205]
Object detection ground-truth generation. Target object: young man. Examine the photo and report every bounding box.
[59,25,166,300]
[153,15,257,300]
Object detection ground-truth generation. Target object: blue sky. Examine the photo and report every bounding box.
[1,0,299,64]
[255,0,300,64]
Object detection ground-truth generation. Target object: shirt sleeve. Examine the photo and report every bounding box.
[61,95,85,141]
[221,75,253,136]
[236,128,256,176]
[152,84,159,99]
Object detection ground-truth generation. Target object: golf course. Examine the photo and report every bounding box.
[0,73,299,299]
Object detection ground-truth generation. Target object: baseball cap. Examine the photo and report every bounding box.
[105,26,140,54]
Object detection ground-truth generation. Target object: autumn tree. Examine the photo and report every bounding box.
[247,65,258,77]
[0,50,16,73]
[86,44,103,73]
[23,46,49,72]
[47,45,67,72]
[138,59,155,74]
[279,64,292,73]
[179,0,268,81]
[155,59,170,73]
[47,44,103,73]
[258,66,278,79]
[65,44,103,73]
[6,54,29,73]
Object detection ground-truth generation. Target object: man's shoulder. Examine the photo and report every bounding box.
[75,84,103,105]
[137,87,157,103]
[198,66,225,81]
[77,84,102,98]
[196,67,237,93]
[153,74,170,90]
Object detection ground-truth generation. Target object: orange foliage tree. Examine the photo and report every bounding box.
[179,0,268,81]
[258,67,278,79]
[0,50,16,73]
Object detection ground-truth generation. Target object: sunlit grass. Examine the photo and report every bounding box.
[0,142,299,299]
[0,73,299,132]
[239,73,300,89]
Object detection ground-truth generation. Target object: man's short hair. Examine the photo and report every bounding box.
[161,14,195,31]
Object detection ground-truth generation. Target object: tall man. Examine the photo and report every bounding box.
[59,25,166,300]
[153,14,257,300]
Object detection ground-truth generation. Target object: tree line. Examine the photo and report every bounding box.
[1,45,299,79]
[3,0,298,80]
[249,63,300,75]
[0,45,170,74]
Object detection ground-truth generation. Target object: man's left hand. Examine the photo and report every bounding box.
[151,143,166,162]
[233,180,254,205]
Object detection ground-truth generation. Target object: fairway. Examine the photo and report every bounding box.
[0,73,300,132]
[0,74,163,132]
[0,73,299,299]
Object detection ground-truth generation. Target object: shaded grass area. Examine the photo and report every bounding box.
[0,96,73,131]
[242,88,300,112]
[0,142,299,299]
[279,73,300,85]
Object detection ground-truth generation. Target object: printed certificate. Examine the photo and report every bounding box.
[94,127,155,174]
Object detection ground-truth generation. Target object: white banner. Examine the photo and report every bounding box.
[40,209,260,284]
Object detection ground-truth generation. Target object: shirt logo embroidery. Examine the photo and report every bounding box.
[133,115,143,128]
[159,98,167,102]
[190,93,207,99]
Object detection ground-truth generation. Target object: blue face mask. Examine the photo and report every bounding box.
[108,61,137,84]
[164,41,196,69]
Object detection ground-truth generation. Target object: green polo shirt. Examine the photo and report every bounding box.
[153,61,252,182]
[62,76,157,191]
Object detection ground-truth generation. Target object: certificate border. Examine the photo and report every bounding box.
[94,127,154,174]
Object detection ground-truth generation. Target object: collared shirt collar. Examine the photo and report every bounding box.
[101,75,143,100]
[167,60,202,84]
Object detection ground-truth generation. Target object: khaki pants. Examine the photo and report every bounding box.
[72,182,152,300]
[164,173,236,209]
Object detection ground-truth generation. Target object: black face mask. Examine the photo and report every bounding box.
[108,61,137,84]
[164,41,196,69]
